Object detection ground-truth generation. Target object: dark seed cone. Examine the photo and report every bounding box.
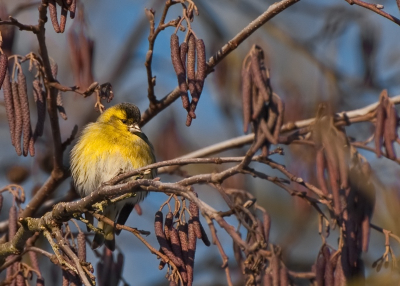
[12,81,22,156]
[17,71,32,157]
[170,34,189,110]
[3,69,15,146]
[199,223,210,246]
[48,0,61,33]
[0,53,8,89]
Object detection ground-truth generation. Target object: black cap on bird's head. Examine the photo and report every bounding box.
[97,102,141,127]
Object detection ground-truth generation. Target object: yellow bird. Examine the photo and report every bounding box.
[70,103,156,250]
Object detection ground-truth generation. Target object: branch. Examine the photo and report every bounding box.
[0,16,39,33]
[344,0,400,26]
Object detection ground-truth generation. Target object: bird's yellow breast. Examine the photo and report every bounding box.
[71,122,155,197]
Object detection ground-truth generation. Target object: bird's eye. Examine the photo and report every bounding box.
[121,119,127,124]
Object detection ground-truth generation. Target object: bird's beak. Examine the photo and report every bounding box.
[129,123,142,134]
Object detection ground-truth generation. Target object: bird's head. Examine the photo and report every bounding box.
[97,102,142,134]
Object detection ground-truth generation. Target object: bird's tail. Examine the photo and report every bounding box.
[91,217,116,251]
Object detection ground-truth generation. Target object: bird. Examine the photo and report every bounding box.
[70,102,156,251]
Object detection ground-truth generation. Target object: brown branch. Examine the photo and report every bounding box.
[344,0,400,26]
[145,1,180,105]
[0,16,39,33]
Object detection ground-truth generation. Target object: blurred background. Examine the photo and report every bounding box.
[1,0,400,285]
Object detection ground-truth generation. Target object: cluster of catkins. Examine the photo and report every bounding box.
[48,0,77,33]
[154,196,210,286]
[241,45,284,156]
[170,33,206,126]
[374,89,399,160]
[2,191,45,286]
[3,65,37,157]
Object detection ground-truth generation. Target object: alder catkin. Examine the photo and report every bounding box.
[69,0,76,19]
[164,212,173,242]
[178,223,189,266]
[17,70,32,157]
[323,245,333,286]
[180,41,188,74]
[60,6,68,33]
[48,0,61,33]
[3,69,15,146]
[170,227,188,283]
[170,34,189,110]
[77,232,86,261]
[361,215,370,252]
[271,254,280,286]
[154,211,183,268]
[16,272,24,286]
[187,34,197,106]
[9,205,17,240]
[250,49,270,104]
[374,99,385,158]
[272,94,284,141]
[242,64,252,133]
[0,53,8,89]
[57,93,68,120]
[263,212,271,246]
[316,148,329,196]
[194,38,206,100]
[12,81,22,156]
[33,79,46,138]
[187,220,197,286]
[386,102,398,142]
[189,201,202,239]
[315,252,326,286]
